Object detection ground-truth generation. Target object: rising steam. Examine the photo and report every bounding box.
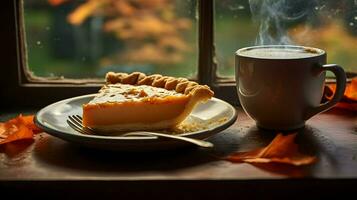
[249,0,316,45]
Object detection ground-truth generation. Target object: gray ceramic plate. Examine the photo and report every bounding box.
[35,94,237,151]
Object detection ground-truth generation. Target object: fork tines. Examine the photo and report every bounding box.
[67,115,94,135]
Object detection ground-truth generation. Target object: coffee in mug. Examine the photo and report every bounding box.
[235,45,346,130]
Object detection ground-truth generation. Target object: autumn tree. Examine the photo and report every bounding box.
[49,0,193,65]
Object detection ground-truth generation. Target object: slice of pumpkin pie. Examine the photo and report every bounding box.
[82,72,214,132]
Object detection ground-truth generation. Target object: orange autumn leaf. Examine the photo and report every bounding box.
[48,0,69,6]
[18,115,42,134]
[326,77,357,101]
[7,114,42,134]
[325,77,357,111]
[113,0,136,16]
[0,124,33,145]
[226,133,317,166]
[346,77,357,101]
[0,115,42,145]
[67,0,107,25]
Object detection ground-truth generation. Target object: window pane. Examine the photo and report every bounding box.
[215,0,357,77]
[24,0,197,79]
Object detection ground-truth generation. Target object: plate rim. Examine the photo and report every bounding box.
[34,94,237,141]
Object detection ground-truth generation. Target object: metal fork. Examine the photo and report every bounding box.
[67,115,213,148]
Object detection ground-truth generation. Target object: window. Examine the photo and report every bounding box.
[1,0,356,108]
[24,0,197,79]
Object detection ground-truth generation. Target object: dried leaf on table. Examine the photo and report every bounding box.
[0,124,33,145]
[226,133,317,166]
[8,114,42,134]
[0,115,42,145]
[324,77,357,111]
[326,77,357,101]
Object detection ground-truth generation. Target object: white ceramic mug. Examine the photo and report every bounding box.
[235,45,346,130]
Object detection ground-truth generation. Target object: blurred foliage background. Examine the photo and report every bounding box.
[25,0,197,78]
[24,0,357,79]
[215,0,357,76]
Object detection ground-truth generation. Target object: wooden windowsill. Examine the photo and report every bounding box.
[0,106,356,198]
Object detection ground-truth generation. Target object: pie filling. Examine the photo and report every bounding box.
[82,72,214,132]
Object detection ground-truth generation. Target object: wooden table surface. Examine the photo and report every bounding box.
[1,107,356,198]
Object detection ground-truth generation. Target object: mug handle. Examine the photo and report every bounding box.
[304,64,346,120]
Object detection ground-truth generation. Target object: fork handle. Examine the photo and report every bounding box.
[129,132,214,148]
